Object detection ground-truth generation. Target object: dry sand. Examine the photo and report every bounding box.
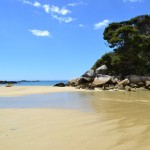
[0,86,85,97]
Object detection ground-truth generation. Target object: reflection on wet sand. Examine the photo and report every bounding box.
[90,91,150,150]
[1,91,150,150]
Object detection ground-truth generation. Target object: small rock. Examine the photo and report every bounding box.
[118,79,130,86]
[115,84,125,90]
[125,86,132,91]
[145,81,150,87]
[54,83,66,87]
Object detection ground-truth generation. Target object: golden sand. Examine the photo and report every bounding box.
[0,86,85,97]
[1,87,150,150]
[0,108,150,150]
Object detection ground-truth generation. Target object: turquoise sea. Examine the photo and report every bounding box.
[12,80,68,86]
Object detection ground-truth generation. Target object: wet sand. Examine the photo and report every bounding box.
[0,88,150,149]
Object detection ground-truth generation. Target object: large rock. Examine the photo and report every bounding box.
[76,78,90,85]
[127,75,141,84]
[92,75,111,86]
[68,77,90,86]
[81,70,96,82]
[82,70,95,77]
[141,76,150,82]
[96,65,108,74]
[128,75,150,84]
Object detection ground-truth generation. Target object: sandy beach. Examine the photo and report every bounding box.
[0,108,150,150]
[0,86,85,97]
[1,87,150,150]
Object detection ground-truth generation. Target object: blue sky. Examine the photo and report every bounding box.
[0,0,149,80]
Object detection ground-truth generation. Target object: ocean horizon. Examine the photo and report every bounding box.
[0,80,68,86]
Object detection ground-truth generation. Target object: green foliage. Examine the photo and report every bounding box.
[92,52,113,71]
[92,15,150,76]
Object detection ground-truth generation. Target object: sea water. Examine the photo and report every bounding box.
[13,80,68,86]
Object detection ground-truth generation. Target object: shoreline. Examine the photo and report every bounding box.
[0,85,149,97]
[0,86,86,97]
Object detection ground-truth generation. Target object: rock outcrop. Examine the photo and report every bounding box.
[68,64,150,91]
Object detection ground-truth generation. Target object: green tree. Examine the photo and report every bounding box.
[92,15,150,76]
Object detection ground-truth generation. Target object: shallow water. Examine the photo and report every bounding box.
[1,91,150,123]
[0,92,94,111]
[0,91,150,112]
[1,91,150,125]
[90,91,150,125]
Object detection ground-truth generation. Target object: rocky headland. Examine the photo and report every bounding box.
[67,65,150,92]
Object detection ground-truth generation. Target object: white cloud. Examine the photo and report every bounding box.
[94,20,110,30]
[30,29,51,37]
[52,15,74,23]
[22,1,76,23]
[123,0,142,2]
[43,5,73,23]
[23,0,41,7]
[43,4,50,13]
[51,6,71,15]
[43,5,71,15]
[33,1,41,7]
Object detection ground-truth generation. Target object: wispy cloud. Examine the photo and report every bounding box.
[68,1,87,7]
[29,29,51,37]
[22,0,32,5]
[123,0,142,2]
[50,6,71,15]
[52,15,74,23]
[94,20,110,30]
[78,24,86,28]
[23,0,42,7]
[22,1,74,23]
[43,5,71,15]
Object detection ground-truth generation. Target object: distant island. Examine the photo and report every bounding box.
[18,80,40,82]
[0,80,41,85]
[66,15,150,91]
[0,80,17,84]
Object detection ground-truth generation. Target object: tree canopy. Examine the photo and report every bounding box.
[92,15,150,76]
